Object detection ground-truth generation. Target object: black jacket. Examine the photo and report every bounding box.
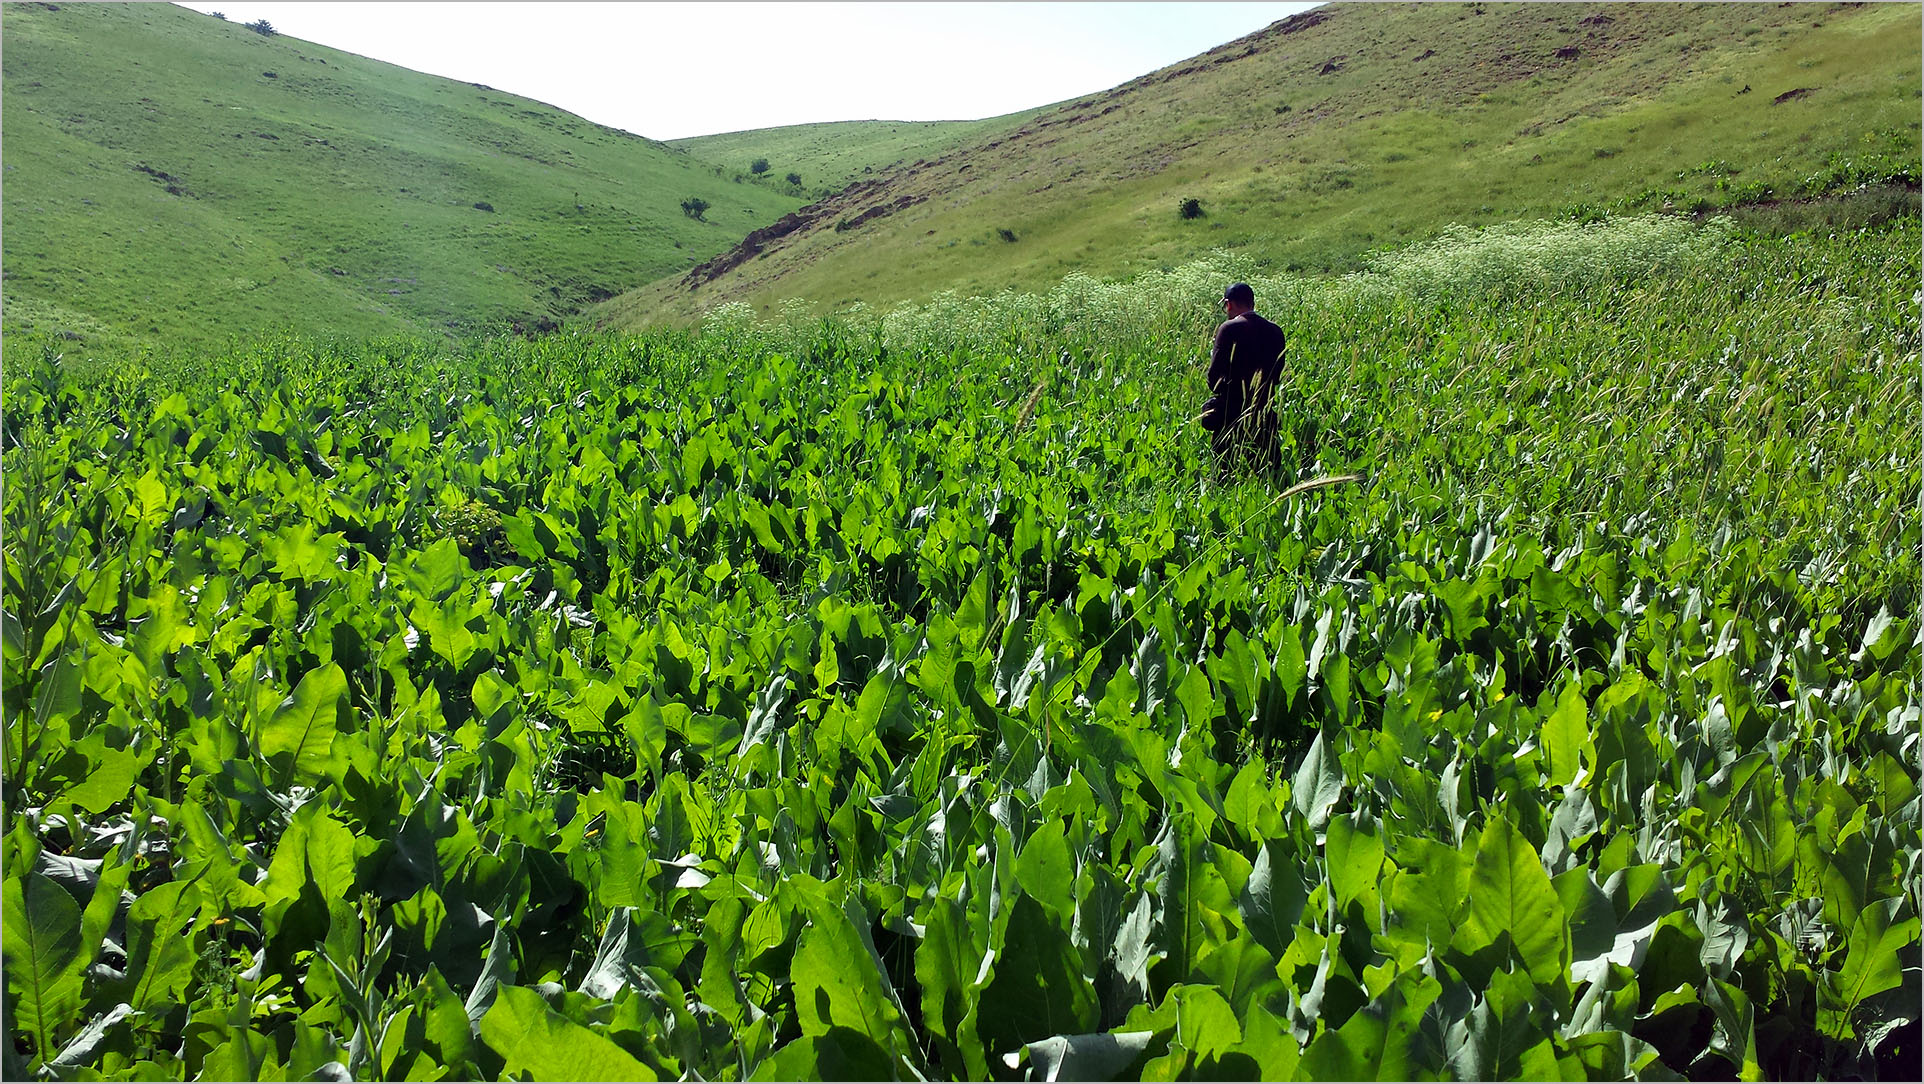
[1203,311,1286,431]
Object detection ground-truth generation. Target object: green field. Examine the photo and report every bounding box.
[3,212,1917,1080]
[0,2,802,353]
[3,1,1921,1080]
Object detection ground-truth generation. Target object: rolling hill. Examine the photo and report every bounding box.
[671,112,1051,199]
[3,2,1916,354]
[595,1,1921,328]
[0,1,805,354]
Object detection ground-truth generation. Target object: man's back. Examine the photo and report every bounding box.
[1208,311,1287,410]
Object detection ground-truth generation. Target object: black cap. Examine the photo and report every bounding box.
[1224,282,1254,306]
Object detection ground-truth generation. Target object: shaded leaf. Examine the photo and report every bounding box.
[479,984,657,1081]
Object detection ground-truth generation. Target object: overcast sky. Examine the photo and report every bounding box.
[172,2,1318,140]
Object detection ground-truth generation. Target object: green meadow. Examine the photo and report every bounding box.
[4,210,1918,1082]
[0,2,802,353]
[2,3,1920,1081]
[672,112,1050,198]
[599,2,1920,325]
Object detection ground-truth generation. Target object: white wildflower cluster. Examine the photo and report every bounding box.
[1347,215,1735,304]
[694,215,1736,359]
[699,300,766,350]
[862,253,1289,358]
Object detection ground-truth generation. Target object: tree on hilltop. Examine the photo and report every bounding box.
[246,18,276,36]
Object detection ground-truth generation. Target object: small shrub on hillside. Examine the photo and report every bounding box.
[209,11,226,19]
[681,197,709,221]
[997,228,1017,243]
[246,18,275,36]
[786,172,802,187]
[1179,198,1205,220]
[750,158,770,175]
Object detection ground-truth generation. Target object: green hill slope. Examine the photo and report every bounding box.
[1,2,804,354]
[597,1,1920,326]
[671,111,1050,197]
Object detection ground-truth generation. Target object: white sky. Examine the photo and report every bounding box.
[171,2,1318,140]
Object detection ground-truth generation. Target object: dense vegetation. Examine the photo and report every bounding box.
[3,213,1917,1080]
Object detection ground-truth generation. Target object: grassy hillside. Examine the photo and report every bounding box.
[596,1,1920,327]
[672,111,1050,197]
[0,2,804,354]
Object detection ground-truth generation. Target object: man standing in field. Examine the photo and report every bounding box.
[1201,282,1286,473]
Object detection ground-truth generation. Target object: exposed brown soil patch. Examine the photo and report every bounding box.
[1274,8,1331,35]
[680,178,928,288]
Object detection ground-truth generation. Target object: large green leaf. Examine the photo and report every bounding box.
[1239,842,1310,959]
[791,895,914,1073]
[199,1029,284,1081]
[261,804,360,944]
[2,872,85,1067]
[1326,812,1385,912]
[1445,968,1560,1081]
[1139,984,1243,1077]
[1385,837,1470,952]
[121,881,199,1012]
[1456,817,1567,984]
[45,1003,137,1075]
[400,537,469,602]
[1539,680,1590,789]
[1290,730,1344,829]
[265,522,345,583]
[260,661,348,787]
[418,966,479,1073]
[464,924,515,1027]
[1151,812,1232,983]
[975,894,1100,1061]
[916,895,989,1080]
[1822,896,1920,1039]
[753,1028,896,1082]
[478,984,657,1081]
[59,737,141,815]
[579,907,694,1001]
[1193,935,1284,1017]
[1298,965,1441,1080]
[1016,818,1076,920]
[1703,975,1763,1080]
